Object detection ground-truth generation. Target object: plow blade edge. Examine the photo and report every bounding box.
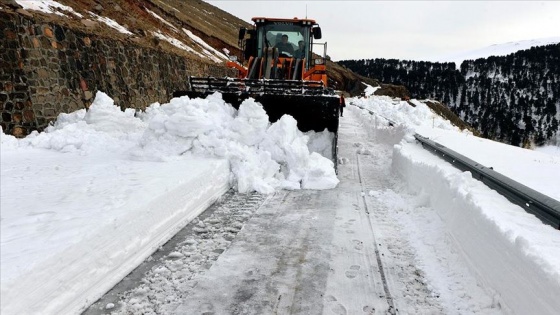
[173,91,340,166]
[175,91,340,134]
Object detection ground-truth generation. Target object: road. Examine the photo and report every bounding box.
[85,106,502,315]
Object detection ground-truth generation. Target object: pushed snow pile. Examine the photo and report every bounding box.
[9,92,145,154]
[6,91,338,193]
[136,93,338,192]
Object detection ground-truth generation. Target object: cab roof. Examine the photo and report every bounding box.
[251,17,318,25]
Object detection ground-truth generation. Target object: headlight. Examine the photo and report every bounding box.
[314,58,324,65]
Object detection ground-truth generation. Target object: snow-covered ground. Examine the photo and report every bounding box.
[1,92,559,314]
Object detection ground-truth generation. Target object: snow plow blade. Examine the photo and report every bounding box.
[173,78,339,133]
[173,90,339,133]
[173,89,340,165]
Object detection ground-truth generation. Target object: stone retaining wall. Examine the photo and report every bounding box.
[1,11,232,137]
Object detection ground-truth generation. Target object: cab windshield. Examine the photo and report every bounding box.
[257,23,310,59]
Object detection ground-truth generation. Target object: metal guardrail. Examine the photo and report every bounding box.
[352,102,560,229]
[414,134,560,230]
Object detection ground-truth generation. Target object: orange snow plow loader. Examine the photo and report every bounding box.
[174,17,340,162]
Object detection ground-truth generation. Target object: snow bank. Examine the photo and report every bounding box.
[1,93,232,314]
[392,140,560,315]
[0,151,229,314]
[350,96,461,132]
[351,95,559,201]
[535,144,560,157]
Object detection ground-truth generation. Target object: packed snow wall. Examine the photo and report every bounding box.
[392,142,560,315]
[0,10,234,137]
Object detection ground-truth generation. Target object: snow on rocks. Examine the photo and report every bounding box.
[15,0,84,18]
[88,11,133,35]
[183,28,229,63]
[362,82,380,96]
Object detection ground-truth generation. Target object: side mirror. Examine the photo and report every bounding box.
[244,37,255,60]
[313,27,322,40]
[238,28,246,40]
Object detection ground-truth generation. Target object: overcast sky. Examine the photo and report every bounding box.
[206,1,560,62]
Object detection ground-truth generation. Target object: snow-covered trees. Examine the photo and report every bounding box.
[338,43,560,147]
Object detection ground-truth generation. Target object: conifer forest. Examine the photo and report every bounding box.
[338,44,560,147]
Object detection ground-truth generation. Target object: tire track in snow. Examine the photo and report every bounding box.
[334,105,446,314]
[350,104,505,314]
[356,154,396,313]
[83,190,267,315]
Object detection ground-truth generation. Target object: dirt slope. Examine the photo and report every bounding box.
[6,0,404,96]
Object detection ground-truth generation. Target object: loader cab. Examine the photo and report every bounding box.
[243,17,322,72]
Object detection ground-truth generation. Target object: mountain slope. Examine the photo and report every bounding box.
[11,0,251,64]
[433,36,560,66]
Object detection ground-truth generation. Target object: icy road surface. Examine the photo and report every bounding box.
[85,105,504,314]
